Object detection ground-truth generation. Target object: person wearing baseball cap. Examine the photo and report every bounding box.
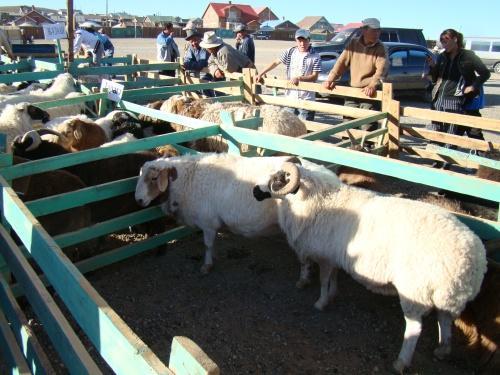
[323,18,387,130]
[256,28,321,121]
[183,30,210,79]
[234,23,255,63]
[200,31,254,81]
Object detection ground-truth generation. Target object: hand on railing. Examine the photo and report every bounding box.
[255,73,266,83]
[289,76,300,86]
[362,85,376,98]
[322,80,336,90]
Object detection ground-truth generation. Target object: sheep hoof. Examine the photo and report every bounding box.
[392,358,408,374]
[200,264,213,274]
[433,345,451,360]
[296,278,310,289]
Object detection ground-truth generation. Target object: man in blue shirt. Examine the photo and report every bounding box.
[156,22,179,76]
[234,24,255,63]
[183,30,210,79]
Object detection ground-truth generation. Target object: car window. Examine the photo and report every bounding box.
[470,41,491,52]
[492,42,500,52]
[389,50,407,67]
[407,49,428,67]
[380,31,399,43]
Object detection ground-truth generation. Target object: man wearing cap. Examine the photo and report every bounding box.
[183,30,210,78]
[74,22,104,66]
[255,29,321,121]
[234,24,255,63]
[200,31,254,80]
[323,18,387,130]
[156,22,180,76]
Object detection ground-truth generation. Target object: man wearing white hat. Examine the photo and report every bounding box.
[323,17,387,130]
[256,29,321,121]
[234,24,255,63]
[74,22,104,66]
[200,31,254,80]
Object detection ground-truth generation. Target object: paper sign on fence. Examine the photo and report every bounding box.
[100,79,124,102]
[42,23,67,40]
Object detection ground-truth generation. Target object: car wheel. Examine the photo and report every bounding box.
[494,63,500,74]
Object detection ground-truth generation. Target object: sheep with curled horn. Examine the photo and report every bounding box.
[252,160,487,373]
[0,102,50,152]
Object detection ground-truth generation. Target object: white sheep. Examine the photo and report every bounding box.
[0,82,49,98]
[135,153,300,273]
[0,102,49,152]
[0,73,77,112]
[161,95,307,153]
[44,92,86,119]
[252,161,487,373]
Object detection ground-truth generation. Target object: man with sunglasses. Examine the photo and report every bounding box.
[323,18,387,130]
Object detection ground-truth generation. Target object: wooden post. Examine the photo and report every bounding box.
[242,68,256,104]
[66,0,74,64]
[381,83,400,158]
[169,336,219,375]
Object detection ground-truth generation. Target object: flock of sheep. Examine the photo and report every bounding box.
[0,73,497,373]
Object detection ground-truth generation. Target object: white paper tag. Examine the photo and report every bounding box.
[100,79,124,102]
[42,23,67,40]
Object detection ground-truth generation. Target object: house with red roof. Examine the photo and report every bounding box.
[202,2,260,30]
[254,6,278,24]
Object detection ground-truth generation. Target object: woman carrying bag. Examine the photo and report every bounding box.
[426,28,490,141]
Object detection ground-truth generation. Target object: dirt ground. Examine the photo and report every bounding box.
[2,39,495,374]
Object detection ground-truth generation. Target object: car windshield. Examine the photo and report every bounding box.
[331,29,356,43]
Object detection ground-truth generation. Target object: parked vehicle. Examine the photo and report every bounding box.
[312,27,427,59]
[465,37,500,73]
[252,31,271,40]
[317,42,435,100]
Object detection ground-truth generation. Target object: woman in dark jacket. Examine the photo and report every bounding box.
[427,28,490,140]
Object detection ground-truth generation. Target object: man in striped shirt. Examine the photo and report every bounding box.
[256,29,321,121]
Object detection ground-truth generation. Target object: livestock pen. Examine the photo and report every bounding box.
[0,65,498,373]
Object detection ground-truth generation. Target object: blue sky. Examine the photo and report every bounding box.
[1,0,498,41]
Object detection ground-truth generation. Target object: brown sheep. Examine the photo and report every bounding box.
[453,262,499,374]
[12,156,93,261]
[56,117,107,151]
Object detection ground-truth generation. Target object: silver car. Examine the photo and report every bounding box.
[317,42,435,100]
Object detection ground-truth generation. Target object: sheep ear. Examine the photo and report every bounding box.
[73,128,82,141]
[157,168,169,192]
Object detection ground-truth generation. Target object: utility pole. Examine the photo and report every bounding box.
[67,0,74,63]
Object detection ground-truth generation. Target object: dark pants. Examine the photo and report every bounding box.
[344,99,379,131]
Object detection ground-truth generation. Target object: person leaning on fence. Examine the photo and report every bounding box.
[426,28,490,142]
[0,28,14,60]
[234,23,255,63]
[322,18,387,130]
[200,31,254,81]
[255,29,321,121]
[96,28,114,66]
[183,30,210,77]
[73,22,104,66]
[156,22,180,77]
